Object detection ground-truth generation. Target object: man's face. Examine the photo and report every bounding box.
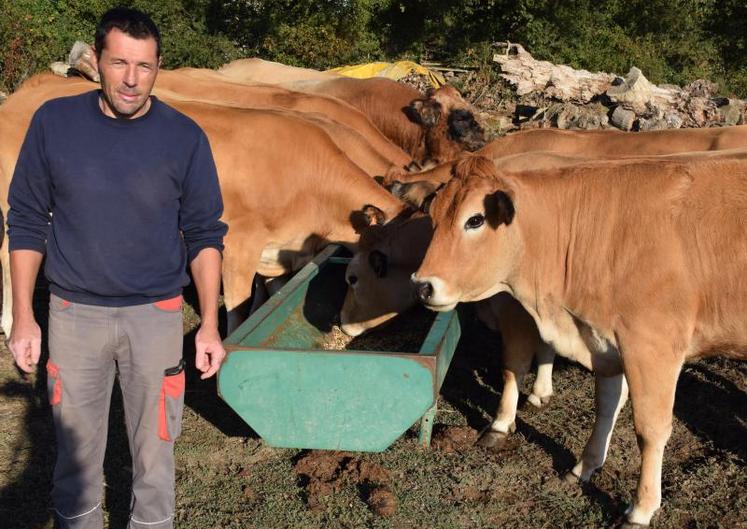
[96,28,160,119]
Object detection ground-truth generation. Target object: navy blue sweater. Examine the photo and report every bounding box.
[8,90,227,306]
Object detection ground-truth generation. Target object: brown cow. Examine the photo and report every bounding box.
[155,68,414,172]
[221,69,486,165]
[383,125,747,202]
[0,75,408,334]
[344,148,747,446]
[217,57,340,83]
[412,154,747,526]
[341,210,555,426]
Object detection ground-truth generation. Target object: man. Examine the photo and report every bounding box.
[7,8,227,529]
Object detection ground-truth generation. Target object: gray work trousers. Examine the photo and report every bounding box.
[46,293,185,529]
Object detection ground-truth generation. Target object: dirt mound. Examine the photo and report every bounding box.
[431,425,479,453]
[293,450,396,515]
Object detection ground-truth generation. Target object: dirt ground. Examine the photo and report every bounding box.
[0,296,745,529]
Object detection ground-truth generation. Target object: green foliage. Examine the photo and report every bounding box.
[0,0,240,93]
[211,0,387,69]
[0,0,745,97]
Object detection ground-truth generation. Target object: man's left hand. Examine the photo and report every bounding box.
[194,325,226,379]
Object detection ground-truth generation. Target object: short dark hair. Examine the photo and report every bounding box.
[94,7,161,60]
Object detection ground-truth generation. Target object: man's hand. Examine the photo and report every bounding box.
[9,315,42,373]
[194,324,225,379]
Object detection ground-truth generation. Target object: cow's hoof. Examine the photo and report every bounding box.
[526,393,552,409]
[476,429,509,449]
[562,470,580,484]
[476,423,523,452]
[607,511,650,529]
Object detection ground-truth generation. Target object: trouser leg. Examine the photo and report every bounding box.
[48,295,116,529]
[115,298,184,529]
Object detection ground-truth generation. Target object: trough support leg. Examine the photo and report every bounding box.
[418,402,438,448]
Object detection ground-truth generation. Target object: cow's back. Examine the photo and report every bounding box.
[217,58,339,83]
[483,126,747,158]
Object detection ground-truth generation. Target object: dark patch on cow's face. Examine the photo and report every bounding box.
[351,204,387,233]
[448,109,486,151]
[484,191,515,229]
[388,180,405,197]
[363,204,386,226]
[405,99,442,127]
[368,250,388,278]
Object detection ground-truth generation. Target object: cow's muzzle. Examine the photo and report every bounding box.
[413,280,434,304]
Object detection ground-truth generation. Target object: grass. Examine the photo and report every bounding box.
[0,300,745,528]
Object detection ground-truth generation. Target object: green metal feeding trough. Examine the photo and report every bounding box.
[218,245,461,452]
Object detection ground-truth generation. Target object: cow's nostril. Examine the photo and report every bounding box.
[347,275,358,286]
[415,281,433,303]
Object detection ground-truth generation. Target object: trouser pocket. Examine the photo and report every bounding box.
[47,360,62,406]
[158,361,185,442]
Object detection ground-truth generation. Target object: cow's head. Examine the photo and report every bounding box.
[412,156,519,311]
[406,85,486,165]
[340,208,432,336]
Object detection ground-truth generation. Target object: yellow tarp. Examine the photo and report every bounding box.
[327,61,445,88]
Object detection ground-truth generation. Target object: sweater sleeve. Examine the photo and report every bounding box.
[7,107,54,254]
[179,130,228,263]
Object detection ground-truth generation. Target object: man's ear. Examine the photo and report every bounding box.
[405,99,442,127]
[485,190,515,228]
[350,204,386,233]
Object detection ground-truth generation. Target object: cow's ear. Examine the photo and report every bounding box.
[368,250,388,278]
[362,204,386,225]
[351,204,387,233]
[405,99,442,127]
[485,190,515,228]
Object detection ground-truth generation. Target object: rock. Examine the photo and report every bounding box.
[551,102,609,130]
[68,41,99,82]
[606,67,677,114]
[50,62,71,77]
[718,100,745,126]
[610,106,637,131]
[685,79,719,98]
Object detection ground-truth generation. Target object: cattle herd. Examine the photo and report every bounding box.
[0,58,745,527]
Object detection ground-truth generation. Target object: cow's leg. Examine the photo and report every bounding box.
[476,297,538,448]
[622,350,682,527]
[1,236,12,337]
[565,372,628,482]
[527,343,554,407]
[248,275,270,315]
[248,274,291,314]
[222,221,265,335]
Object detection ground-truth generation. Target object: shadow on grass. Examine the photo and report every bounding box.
[0,287,53,529]
[437,305,624,526]
[674,359,747,462]
[181,283,258,440]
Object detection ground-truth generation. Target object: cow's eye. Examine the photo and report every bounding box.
[465,214,484,230]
